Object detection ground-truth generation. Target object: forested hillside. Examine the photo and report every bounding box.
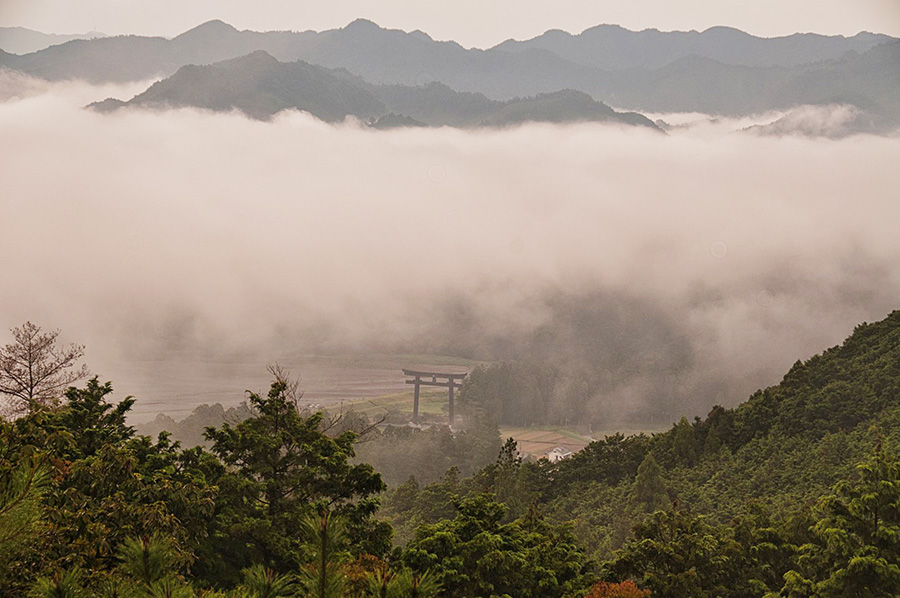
[386,310,900,595]
[2,310,900,597]
[88,51,657,129]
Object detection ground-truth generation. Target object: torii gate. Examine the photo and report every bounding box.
[402,369,468,424]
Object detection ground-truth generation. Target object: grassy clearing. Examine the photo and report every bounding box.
[344,389,450,417]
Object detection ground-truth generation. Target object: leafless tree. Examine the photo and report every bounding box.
[0,322,90,414]
[267,362,303,405]
[265,362,385,439]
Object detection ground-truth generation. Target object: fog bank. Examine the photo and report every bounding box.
[2,78,898,422]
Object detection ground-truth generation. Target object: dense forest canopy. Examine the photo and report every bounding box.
[1,310,900,596]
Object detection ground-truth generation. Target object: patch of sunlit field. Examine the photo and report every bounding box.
[343,389,451,418]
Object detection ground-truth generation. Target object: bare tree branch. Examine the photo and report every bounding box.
[267,363,303,407]
[0,322,90,414]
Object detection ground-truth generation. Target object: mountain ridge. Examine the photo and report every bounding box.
[0,26,107,54]
[493,23,894,69]
[90,50,660,129]
[2,19,898,131]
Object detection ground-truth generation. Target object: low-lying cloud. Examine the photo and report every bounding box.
[2,76,898,423]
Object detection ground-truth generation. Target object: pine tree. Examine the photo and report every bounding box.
[203,378,388,577]
[238,564,295,598]
[29,569,87,598]
[0,460,48,581]
[672,418,697,467]
[117,533,182,588]
[298,510,350,598]
[778,444,900,597]
[631,453,668,513]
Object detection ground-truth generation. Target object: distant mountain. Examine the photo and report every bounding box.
[744,104,900,139]
[0,34,172,81]
[373,82,653,128]
[368,113,428,129]
[493,25,893,70]
[90,51,658,129]
[0,19,599,100]
[3,19,899,129]
[94,51,386,122]
[5,20,893,84]
[593,41,900,120]
[0,26,106,55]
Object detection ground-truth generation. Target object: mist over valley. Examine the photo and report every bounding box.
[5,6,900,596]
[1,68,898,425]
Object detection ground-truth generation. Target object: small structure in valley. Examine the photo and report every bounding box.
[546,446,574,463]
[402,369,468,424]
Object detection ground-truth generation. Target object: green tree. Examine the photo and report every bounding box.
[298,510,349,598]
[605,509,731,598]
[405,494,594,598]
[776,445,900,597]
[29,569,87,598]
[382,468,461,546]
[391,569,441,598]
[630,454,667,514]
[238,564,295,598]
[0,460,49,590]
[0,378,217,590]
[201,377,388,582]
[478,437,536,520]
[672,418,697,467]
[726,504,797,598]
[550,433,651,499]
[116,534,182,588]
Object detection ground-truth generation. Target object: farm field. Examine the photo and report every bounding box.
[498,425,669,459]
[102,353,476,421]
[343,388,667,459]
[106,349,664,460]
[344,389,453,420]
[499,427,593,457]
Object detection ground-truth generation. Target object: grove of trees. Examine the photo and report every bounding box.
[2,309,900,597]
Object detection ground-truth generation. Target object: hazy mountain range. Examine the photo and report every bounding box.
[0,26,106,55]
[493,24,893,69]
[2,19,898,132]
[88,51,657,128]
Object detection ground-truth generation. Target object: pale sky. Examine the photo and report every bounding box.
[1,0,899,46]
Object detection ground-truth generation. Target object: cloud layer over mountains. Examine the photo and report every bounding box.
[1,76,898,422]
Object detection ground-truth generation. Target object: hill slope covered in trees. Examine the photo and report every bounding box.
[385,310,900,595]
